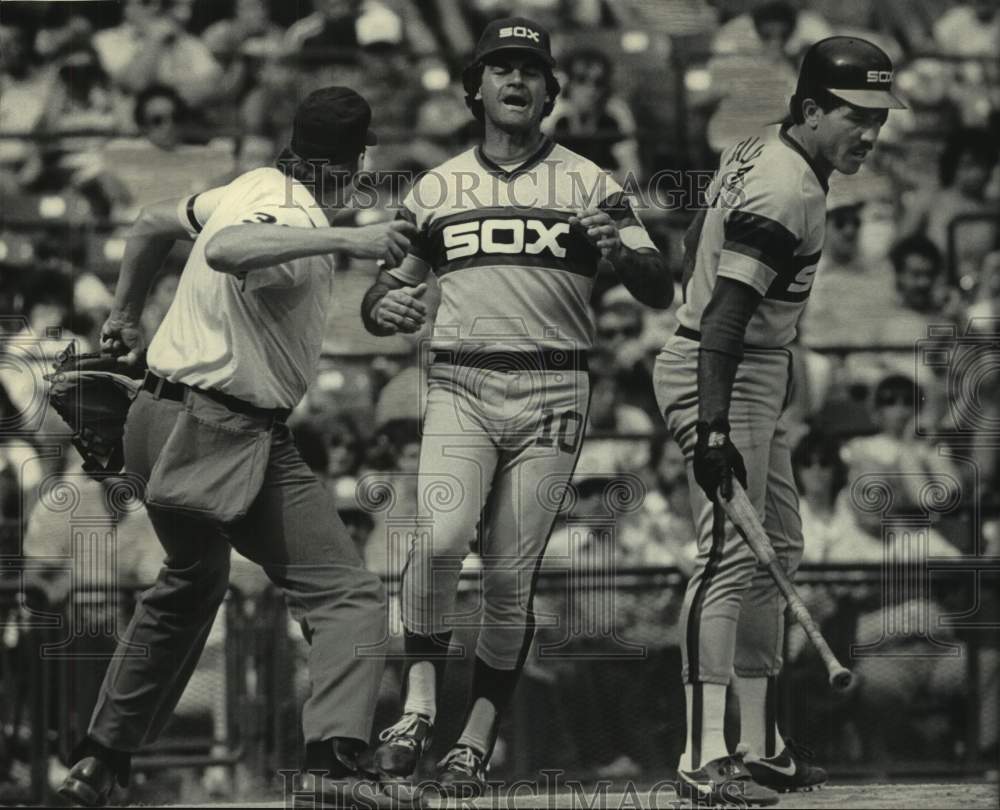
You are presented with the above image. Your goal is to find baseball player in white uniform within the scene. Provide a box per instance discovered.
[654,38,905,806]
[361,17,672,797]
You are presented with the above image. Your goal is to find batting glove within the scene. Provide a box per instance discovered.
[693,420,747,502]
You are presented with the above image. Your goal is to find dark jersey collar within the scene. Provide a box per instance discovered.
[474,136,556,182]
[778,122,830,194]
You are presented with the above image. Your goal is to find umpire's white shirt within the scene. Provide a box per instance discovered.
[148,167,334,409]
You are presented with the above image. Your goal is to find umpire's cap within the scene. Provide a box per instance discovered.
[797,36,906,110]
[291,86,378,163]
[469,16,555,68]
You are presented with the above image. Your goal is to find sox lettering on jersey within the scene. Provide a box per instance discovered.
[442,218,569,261]
[786,263,818,294]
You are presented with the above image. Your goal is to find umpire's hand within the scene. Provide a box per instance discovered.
[372,283,428,334]
[100,312,145,367]
[693,421,748,501]
[343,220,418,269]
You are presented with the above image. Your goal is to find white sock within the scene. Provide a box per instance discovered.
[456,697,496,756]
[679,683,729,771]
[403,661,437,724]
[737,676,785,759]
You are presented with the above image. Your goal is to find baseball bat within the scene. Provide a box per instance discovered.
[718,481,854,693]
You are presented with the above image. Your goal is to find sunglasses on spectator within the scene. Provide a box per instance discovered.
[598,325,641,340]
[830,212,861,230]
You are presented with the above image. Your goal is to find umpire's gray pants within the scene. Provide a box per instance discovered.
[88,389,386,750]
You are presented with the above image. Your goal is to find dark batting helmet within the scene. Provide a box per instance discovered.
[796,36,906,109]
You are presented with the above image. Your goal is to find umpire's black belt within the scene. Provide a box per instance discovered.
[142,372,291,422]
[431,348,587,373]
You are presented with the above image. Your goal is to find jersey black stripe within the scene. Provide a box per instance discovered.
[598,191,637,225]
[434,252,600,279]
[186,194,202,233]
[722,209,800,274]
[764,250,822,303]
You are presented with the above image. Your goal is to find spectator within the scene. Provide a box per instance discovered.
[881,234,964,341]
[799,186,897,350]
[0,24,53,192]
[240,50,301,149]
[702,2,804,150]
[595,287,657,416]
[619,434,697,574]
[793,430,849,563]
[544,48,641,183]
[301,8,428,168]
[96,84,235,218]
[933,0,1000,56]
[901,128,999,290]
[855,235,965,391]
[841,374,962,517]
[579,348,656,478]
[968,250,1000,323]
[0,269,86,447]
[200,0,285,128]
[201,0,285,67]
[38,46,121,139]
[711,1,833,59]
[285,0,438,68]
[91,0,223,109]
[325,414,365,483]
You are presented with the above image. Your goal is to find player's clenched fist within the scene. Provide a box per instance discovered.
[372,282,428,334]
[343,220,418,268]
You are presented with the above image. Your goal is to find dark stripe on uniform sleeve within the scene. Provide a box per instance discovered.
[598,191,638,226]
[722,209,799,274]
[186,194,202,233]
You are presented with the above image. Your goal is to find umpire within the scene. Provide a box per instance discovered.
[58,87,417,807]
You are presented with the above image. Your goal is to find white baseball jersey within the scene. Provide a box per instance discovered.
[677,123,828,348]
[149,167,334,409]
[387,138,657,351]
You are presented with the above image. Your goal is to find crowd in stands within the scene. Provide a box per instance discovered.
[1,0,999,795]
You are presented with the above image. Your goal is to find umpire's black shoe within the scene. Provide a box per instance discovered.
[434,745,488,799]
[56,757,119,807]
[746,739,828,792]
[373,713,433,780]
[677,752,779,806]
[292,771,423,809]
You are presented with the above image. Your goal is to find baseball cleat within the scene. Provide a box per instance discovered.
[745,739,828,792]
[434,745,488,798]
[373,713,433,781]
[677,752,779,806]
